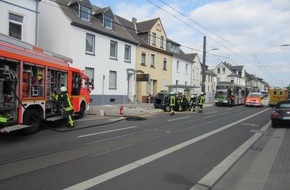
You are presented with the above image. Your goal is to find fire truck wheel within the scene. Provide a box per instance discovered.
[22,109,41,135]
[78,102,86,118]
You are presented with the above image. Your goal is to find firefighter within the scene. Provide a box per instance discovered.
[54,86,74,128]
[176,91,183,112]
[169,92,176,115]
[230,93,235,106]
[197,92,205,113]
[190,94,198,112]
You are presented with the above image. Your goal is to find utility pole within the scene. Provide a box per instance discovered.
[202,36,206,93]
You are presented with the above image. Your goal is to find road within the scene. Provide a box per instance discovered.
[0,105,272,190]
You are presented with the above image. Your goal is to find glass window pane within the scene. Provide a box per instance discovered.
[104,15,112,29]
[9,22,22,40]
[9,13,23,22]
[81,5,90,20]
[109,71,117,89]
[86,33,94,53]
[110,41,117,58]
[124,45,131,61]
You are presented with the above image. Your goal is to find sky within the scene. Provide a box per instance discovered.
[91,0,290,88]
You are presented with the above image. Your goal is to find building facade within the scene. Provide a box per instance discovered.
[0,0,41,45]
[38,0,137,105]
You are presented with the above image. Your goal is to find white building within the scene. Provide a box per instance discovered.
[187,53,202,95]
[38,0,137,105]
[166,39,195,96]
[0,0,41,45]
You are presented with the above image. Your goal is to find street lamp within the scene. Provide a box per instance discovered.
[202,36,219,93]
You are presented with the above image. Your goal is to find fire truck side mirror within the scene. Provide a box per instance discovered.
[89,79,94,90]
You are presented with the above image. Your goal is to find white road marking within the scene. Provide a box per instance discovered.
[65,108,270,190]
[168,116,190,122]
[78,126,137,138]
[190,121,271,190]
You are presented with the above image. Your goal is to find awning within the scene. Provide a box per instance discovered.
[166,85,200,89]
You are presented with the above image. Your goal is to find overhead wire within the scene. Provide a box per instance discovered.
[43,0,270,83]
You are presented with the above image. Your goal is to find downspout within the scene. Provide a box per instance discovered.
[35,0,41,45]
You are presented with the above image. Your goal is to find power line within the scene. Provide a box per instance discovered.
[145,0,256,66]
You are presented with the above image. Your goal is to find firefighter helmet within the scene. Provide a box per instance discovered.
[60,86,67,92]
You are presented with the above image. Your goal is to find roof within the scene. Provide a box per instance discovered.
[136,18,160,33]
[55,0,138,44]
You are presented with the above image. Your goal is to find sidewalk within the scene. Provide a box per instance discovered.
[86,102,214,118]
[213,124,290,190]
[87,103,164,117]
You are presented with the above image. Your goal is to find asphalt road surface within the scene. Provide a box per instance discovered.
[0,105,272,190]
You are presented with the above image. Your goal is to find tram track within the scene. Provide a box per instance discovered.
[0,106,265,183]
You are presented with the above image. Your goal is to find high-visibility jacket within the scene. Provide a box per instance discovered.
[55,92,73,112]
[198,94,205,105]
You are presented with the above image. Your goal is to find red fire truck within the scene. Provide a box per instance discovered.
[0,34,92,134]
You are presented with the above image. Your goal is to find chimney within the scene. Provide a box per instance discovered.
[132,17,137,34]
[132,17,137,24]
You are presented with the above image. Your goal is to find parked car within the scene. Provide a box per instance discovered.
[271,100,290,128]
[245,93,263,107]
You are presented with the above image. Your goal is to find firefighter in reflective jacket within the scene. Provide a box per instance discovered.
[54,86,74,128]
[197,92,205,113]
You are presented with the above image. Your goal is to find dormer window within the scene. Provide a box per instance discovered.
[72,3,91,21]
[104,15,113,29]
[80,5,91,21]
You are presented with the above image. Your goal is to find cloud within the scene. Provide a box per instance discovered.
[92,0,290,87]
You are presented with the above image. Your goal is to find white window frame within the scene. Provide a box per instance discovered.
[160,36,164,48]
[185,63,188,74]
[85,33,95,54]
[151,54,155,67]
[110,40,118,59]
[163,58,167,70]
[124,45,131,62]
[9,12,23,40]
[141,52,146,65]
[109,70,117,89]
[176,61,180,73]
[80,5,91,21]
[152,32,156,46]
[104,15,113,29]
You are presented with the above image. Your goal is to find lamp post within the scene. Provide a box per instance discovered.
[202,36,219,93]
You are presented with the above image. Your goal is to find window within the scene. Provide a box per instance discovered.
[152,32,156,45]
[9,13,23,40]
[185,63,188,74]
[80,5,91,21]
[110,40,118,59]
[109,71,117,89]
[86,33,95,54]
[176,61,179,72]
[223,68,225,74]
[151,54,155,67]
[124,45,131,62]
[163,58,167,70]
[160,36,164,48]
[176,80,179,85]
[217,68,220,74]
[104,15,113,29]
[141,52,146,65]
[72,73,81,95]
[85,67,94,88]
